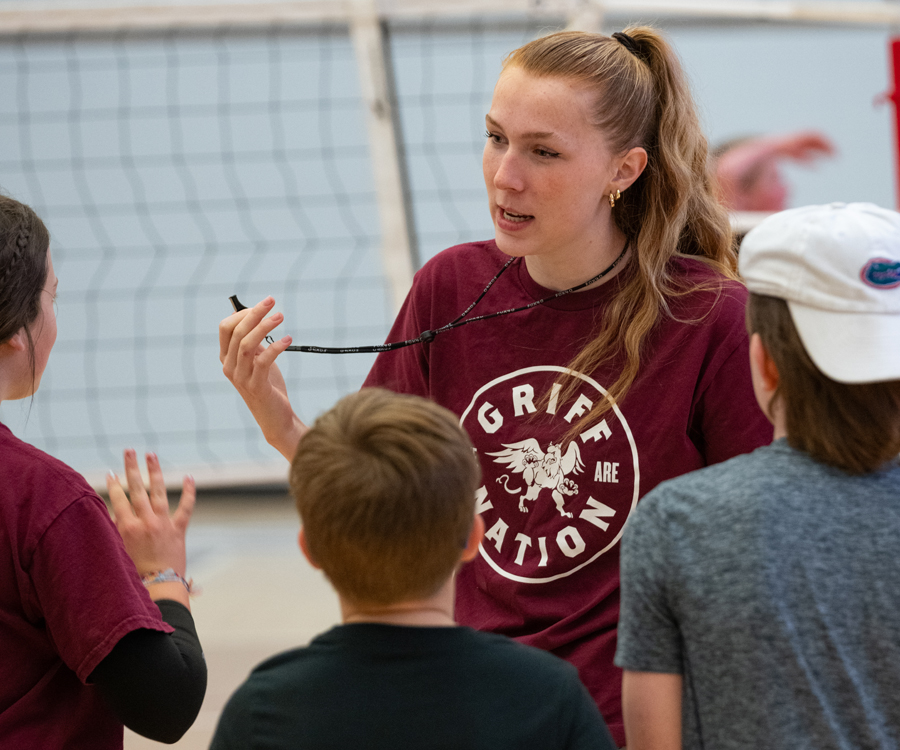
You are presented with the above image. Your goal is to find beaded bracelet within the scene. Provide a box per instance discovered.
[141,568,197,595]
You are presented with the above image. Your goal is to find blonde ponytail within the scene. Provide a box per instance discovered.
[504,27,736,431]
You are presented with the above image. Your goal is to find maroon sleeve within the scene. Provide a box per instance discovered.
[28,495,173,683]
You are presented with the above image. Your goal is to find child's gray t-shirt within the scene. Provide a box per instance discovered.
[616,439,900,750]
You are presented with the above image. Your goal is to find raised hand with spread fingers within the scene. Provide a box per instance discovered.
[107,449,196,608]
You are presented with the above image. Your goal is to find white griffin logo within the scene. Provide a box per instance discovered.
[487,439,584,518]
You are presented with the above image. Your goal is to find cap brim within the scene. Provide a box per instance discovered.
[789,302,900,383]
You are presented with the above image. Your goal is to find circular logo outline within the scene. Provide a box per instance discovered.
[460,365,641,584]
[861,257,900,289]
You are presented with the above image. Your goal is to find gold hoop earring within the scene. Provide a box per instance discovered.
[608,189,621,208]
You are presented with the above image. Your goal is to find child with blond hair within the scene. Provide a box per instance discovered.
[212,388,615,749]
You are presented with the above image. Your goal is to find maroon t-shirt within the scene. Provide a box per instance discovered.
[0,423,172,749]
[365,240,771,745]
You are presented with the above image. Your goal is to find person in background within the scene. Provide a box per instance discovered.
[616,202,900,750]
[0,194,206,748]
[712,130,835,212]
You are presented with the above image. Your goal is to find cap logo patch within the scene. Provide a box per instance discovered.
[861,258,900,289]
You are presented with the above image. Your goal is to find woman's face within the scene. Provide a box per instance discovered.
[482,66,621,268]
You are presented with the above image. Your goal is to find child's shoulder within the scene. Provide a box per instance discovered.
[635,442,783,520]
[453,627,585,684]
[631,439,889,537]
[246,624,581,686]
[215,624,614,750]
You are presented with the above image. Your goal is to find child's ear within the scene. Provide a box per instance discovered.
[750,333,780,393]
[298,527,321,570]
[460,514,485,563]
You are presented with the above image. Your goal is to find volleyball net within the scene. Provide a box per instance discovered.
[0,0,895,489]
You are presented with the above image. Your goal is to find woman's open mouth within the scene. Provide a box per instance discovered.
[501,209,533,223]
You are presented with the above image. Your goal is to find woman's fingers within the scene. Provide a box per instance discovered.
[247,335,292,390]
[220,297,276,369]
[122,448,152,517]
[172,476,196,533]
[110,454,191,580]
[106,470,135,521]
[228,326,287,400]
[218,307,251,362]
[232,312,285,378]
[217,295,301,460]
[145,452,169,515]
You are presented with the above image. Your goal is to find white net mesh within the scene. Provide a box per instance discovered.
[0,28,396,485]
[0,6,893,486]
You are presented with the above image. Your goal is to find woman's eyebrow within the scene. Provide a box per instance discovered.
[485,114,554,140]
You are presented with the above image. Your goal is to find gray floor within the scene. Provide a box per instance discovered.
[124,490,341,750]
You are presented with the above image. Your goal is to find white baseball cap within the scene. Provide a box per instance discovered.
[739,202,900,384]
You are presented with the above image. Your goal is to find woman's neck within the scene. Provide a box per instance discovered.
[523,227,630,292]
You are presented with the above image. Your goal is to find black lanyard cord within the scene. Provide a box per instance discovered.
[229,241,628,354]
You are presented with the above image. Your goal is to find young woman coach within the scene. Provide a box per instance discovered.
[219,27,770,745]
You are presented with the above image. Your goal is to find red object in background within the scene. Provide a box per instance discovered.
[890,39,900,209]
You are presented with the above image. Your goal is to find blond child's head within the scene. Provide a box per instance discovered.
[290,388,481,605]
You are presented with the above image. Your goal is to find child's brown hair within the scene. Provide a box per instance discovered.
[747,293,900,474]
[290,388,481,605]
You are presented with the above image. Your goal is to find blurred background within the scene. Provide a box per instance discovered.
[0,0,896,491]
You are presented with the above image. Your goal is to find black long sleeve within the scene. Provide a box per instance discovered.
[89,599,207,743]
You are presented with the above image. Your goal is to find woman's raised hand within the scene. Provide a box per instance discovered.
[108,450,195,607]
[219,296,308,461]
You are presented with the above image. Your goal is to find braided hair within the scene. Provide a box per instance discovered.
[0,195,51,381]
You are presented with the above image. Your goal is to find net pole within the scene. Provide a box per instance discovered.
[351,0,417,312]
